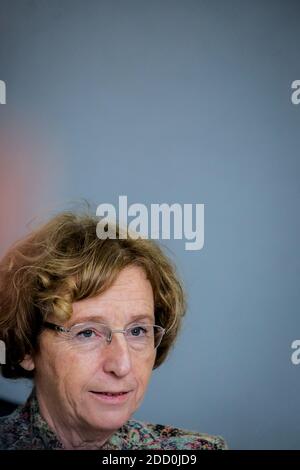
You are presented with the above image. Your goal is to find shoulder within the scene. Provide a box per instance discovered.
[124,420,228,450]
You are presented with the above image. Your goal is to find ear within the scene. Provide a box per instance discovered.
[20,354,35,371]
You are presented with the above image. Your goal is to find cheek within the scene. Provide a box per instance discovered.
[134,352,156,390]
[35,339,92,390]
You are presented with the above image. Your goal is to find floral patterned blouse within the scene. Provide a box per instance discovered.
[0,391,227,450]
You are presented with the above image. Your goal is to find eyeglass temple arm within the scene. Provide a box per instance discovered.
[43,322,70,333]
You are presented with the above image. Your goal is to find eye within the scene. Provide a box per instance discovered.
[129,326,148,337]
[72,324,108,343]
[76,329,96,339]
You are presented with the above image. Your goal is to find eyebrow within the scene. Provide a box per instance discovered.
[68,313,155,327]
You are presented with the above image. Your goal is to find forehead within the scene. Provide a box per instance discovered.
[71,266,154,324]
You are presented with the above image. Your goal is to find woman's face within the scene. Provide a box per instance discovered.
[30,266,156,437]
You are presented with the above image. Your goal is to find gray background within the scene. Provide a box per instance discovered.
[0,0,300,449]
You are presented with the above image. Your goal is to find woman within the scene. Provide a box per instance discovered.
[0,211,227,450]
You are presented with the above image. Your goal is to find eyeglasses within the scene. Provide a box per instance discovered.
[43,321,166,351]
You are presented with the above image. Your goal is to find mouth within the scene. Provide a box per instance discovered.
[89,390,132,404]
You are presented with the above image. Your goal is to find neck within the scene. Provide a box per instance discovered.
[35,389,114,450]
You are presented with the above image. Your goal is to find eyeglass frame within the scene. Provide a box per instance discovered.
[43,321,166,350]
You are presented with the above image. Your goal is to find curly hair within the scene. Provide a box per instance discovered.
[0,210,186,379]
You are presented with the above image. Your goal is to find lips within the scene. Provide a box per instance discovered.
[89,390,132,404]
[91,391,129,395]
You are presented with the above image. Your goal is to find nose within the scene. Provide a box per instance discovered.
[102,332,132,377]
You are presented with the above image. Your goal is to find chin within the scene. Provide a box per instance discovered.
[87,410,131,432]
[84,399,132,429]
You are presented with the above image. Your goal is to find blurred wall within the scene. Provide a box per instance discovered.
[0,0,300,449]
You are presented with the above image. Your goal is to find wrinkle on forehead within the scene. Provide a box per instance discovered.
[71,266,154,323]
